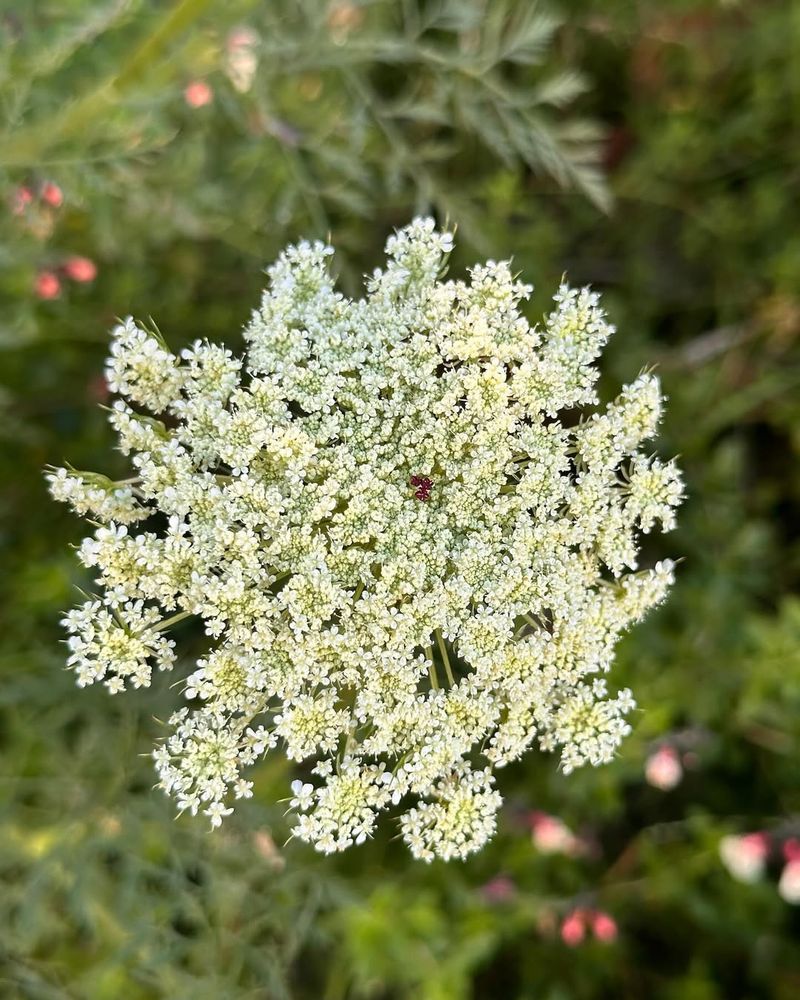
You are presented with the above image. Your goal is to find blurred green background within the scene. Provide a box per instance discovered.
[1,1,799,997]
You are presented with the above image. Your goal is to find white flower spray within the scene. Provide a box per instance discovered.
[48,219,683,860]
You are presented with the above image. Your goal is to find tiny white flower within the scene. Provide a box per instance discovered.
[205,801,234,828]
[290,780,315,811]
[234,779,254,799]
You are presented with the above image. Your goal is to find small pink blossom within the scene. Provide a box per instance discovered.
[591,910,618,943]
[560,909,586,947]
[782,838,800,864]
[719,832,769,883]
[480,875,516,904]
[184,80,213,108]
[530,811,580,855]
[35,270,61,299]
[645,745,683,790]
[40,181,63,208]
[64,256,97,283]
[778,860,800,905]
[228,26,259,50]
[11,186,33,215]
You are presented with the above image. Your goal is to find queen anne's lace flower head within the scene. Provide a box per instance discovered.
[48,218,682,861]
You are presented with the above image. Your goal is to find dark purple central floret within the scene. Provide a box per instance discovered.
[410,474,433,501]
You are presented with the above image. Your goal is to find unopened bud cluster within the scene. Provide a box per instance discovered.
[48,219,682,860]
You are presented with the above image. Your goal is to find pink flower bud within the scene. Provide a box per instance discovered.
[480,875,516,904]
[11,186,33,215]
[783,838,800,864]
[591,910,618,943]
[35,270,61,299]
[741,832,770,854]
[778,860,800,905]
[529,811,581,855]
[645,746,683,790]
[41,181,63,208]
[560,910,585,947]
[64,256,97,283]
[184,80,213,108]
[719,832,769,883]
[228,26,259,50]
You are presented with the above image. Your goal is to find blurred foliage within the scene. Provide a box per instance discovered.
[1,0,800,998]
[0,0,606,348]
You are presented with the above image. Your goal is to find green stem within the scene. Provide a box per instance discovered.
[515,613,544,639]
[434,629,455,687]
[151,609,191,633]
[424,645,440,691]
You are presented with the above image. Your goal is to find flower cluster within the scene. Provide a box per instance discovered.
[10,179,99,298]
[560,908,618,947]
[49,218,682,860]
[719,831,800,905]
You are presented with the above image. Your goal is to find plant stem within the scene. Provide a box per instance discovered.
[434,629,455,687]
[424,645,440,691]
[151,609,191,633]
